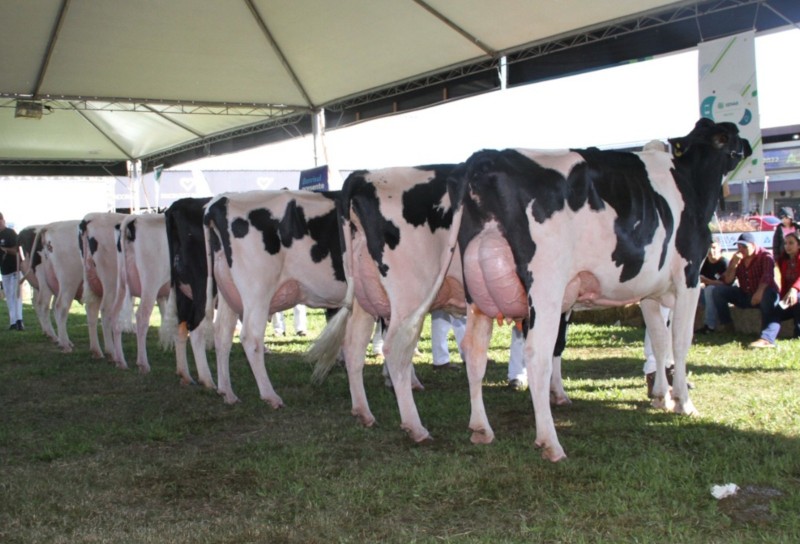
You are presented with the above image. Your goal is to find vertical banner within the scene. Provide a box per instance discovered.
[698,30,764,182]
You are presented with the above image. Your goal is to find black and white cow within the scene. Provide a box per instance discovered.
[162,197,217,389]
[203,190,347,406]
[309,166,465,436]
[447,118,751,461]
[309,166,573,440]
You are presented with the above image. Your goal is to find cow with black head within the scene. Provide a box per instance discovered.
[448,118,751,461]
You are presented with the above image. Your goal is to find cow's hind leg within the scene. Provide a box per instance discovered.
[53,292,75,352]
[215,299,241,404]
[134,295,157,374]
[240,304,283,409]
[383,316,429,442]
[174,321,195,385]
[461,306,495,444]
[527,302,567,462]
[190,318,216,389]
[342,301,379,427]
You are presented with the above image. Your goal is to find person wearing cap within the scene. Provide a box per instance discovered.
[712,232,781,348]
[772,207,799,258]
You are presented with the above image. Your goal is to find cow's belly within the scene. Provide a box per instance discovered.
[462,225,528,320]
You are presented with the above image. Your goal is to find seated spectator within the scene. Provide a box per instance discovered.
[775,232,800,337]
[694,240,729,335]
[712,232,781,348]
[772,207,799,258]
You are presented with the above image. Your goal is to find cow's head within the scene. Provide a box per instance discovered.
[668,118,752,174]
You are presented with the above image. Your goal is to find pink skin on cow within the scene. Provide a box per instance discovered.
[36,221,84,352]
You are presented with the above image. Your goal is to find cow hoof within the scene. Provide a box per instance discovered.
[199,380,217,390]
[90,350,103,359]
[674,399,699,416]
[137,365,151,375]
[540,446,567,463]
[218,389,240,404]
[470,428,495,445]
[115,362,129,370]
[651,394,675,411]
[352,410,376,427]
[178,374,195,386]
[60,345,73,354]
[550,393,572,406]
[412,382,425,392]
[402,424,431,443]
[263,396,284,409]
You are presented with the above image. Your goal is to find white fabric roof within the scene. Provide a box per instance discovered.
[1,0,797,174]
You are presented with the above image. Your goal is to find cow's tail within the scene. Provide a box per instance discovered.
[308,210,355,383]
[159,288,178,351]
[79,226,100,308]
[308,304,351,384]
[203,220,216,326]
[116,223,136,334]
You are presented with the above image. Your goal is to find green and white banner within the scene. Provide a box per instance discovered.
[698,30,764,182]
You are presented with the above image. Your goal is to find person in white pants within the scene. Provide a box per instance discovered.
[430,309,465,370]
[271,305,308,337]
[0,212,23,331]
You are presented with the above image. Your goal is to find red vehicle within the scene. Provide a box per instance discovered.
[746,215,780,231]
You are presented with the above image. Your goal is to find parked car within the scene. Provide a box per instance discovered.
[746,215,780,231]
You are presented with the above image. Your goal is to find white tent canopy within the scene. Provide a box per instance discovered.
[1,0,798,175]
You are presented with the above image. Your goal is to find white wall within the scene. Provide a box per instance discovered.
[1,177,115,231]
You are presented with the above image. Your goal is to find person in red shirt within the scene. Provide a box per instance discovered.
[775,232,800,337]
[712,232,781,348]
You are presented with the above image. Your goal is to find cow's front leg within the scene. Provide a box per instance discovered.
[668,290,700,416]
[528,314,567,462]
[641,299,674,410]
[461,306,495,444]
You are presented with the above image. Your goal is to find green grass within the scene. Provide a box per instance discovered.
[1,302,798,543]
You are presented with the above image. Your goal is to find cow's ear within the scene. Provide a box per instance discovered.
[669,137,689,157]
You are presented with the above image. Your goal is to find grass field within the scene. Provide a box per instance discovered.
[1,302,799,543]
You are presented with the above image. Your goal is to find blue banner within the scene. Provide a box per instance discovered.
[299,166,328,192]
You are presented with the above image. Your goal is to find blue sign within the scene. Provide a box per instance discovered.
[299,166,328,192]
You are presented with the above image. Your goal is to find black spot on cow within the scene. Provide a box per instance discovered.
[307,206,345,283]
[572,148,674,281]
[248,208,282,254]
[342,171,401,277]
[231,217,249,238]
[401,165,457,233]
